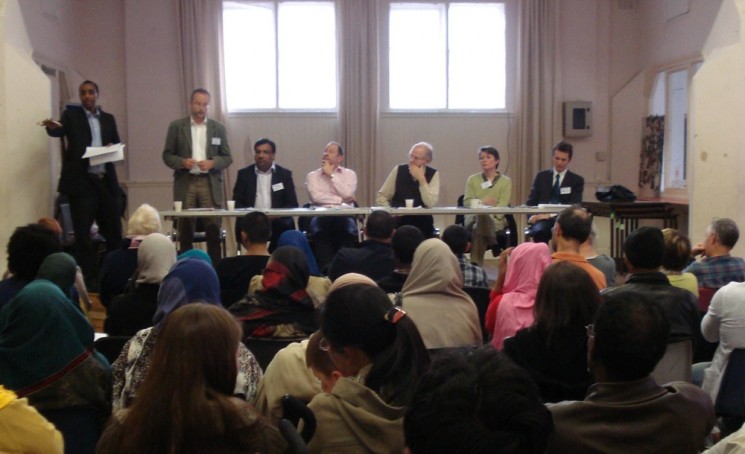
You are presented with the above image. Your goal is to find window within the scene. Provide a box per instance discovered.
[222,1,337,111]
[387,2,507,110]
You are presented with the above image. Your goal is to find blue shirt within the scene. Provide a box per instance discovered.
[684,254,745,289]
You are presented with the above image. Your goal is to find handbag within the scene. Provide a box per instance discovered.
[595,185,637,203]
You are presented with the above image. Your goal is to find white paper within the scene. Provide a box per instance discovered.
[83,143,125,166]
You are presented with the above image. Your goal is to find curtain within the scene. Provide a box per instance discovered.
[514,0,558,204]
[177,0,231,198]
[337,0,379,205]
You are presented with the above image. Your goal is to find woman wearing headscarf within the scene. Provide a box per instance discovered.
[486,242,552,350]
[105,233,177,336]
[398,238,481,349]
[36,252,85,312]
[0,280,111,415]
[248,230,332,307]
[230,246,317,339]
[111,258,262,411]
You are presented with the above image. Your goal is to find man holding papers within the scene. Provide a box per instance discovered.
[43,80,123,285]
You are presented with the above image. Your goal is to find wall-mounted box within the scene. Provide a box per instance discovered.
[563,101,592,137]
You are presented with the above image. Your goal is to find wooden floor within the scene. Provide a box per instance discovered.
[88,293,106,333]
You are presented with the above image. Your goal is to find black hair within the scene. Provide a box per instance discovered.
[711,218,739,249]
[6,224,61,280]
[321,284,430,406]
[624,226,664,270]
[79,80,99,93]
[365,210,395,239]
[254,138,276,155]
[392,226,425,265]
[191,88,211,100]
[239,211,272,244]
[552,140,573,160]
[593,292,670,381]
[556,205,592,243]
[479,146,500,161]
[441,224,469,255]
[404,348,553,454]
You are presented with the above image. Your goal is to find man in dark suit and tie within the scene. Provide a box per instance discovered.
[43,80,123,285]
[232,138,299,250]
[526,140,584,243]
[162,88,232,262]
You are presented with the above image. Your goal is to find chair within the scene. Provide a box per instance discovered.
[93,335,131,364]
[694,287,719,363]
[39,406,103,454]
[699,287,717,312]
[463,286,491,343]
[170,218,228,259]
[715,348,745,436]
[243,337,307,370]
[650,340,692,384]
[282,395,316,443]
[455,195,516,255]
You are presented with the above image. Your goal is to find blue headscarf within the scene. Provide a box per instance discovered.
[277,230,321,276]
[152,258,221,328]
[176,248,213,266]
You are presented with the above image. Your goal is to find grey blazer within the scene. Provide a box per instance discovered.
[162,116,232,205]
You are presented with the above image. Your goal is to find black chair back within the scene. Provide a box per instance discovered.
[93,335,131,364]
[40,406,103,454]
[462,286,491,343]
[243,337,306,370]
[716,348,745,417]
[282,395,316,443]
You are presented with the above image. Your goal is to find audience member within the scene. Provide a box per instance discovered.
[580,222,616,287]
[441,224,489,288]
[503,262,601,402]
[305,141,358,270]
[685,218,745,288]
[111,258,262,411]
[462,146,513,265]
[36,216,63,242]
[98,304,285,453]
[661,228,699,296]
[377,226,425,293]
[0,385,63,454]
[404,348,553,454]
[252,273,376,425]
[305,331,342,393]
[0,224,60,309]
[105,233,177,336]
[248,230,331,307]
[327,210,395,282]
[377,142,440,237]
[548,293,714,453]
[525,141,584,243]
[177,248,212,265]
[699,281,745,403]
[551,205,606,289]
[99,203,161,307]
[398,238,481,349]
[36,252,88,313]
[216,211,271,306]
[603,227,700,351]
[308,284,430,452]
[162,88,232,263]
[486,242,552,350]
[703,423,745,453]
[229,246,316,339]
[232,138,299,250]
[0,280,111,415]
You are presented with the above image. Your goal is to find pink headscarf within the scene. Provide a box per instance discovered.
[491,242,552,349]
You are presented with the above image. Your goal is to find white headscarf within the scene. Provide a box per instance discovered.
[136,233,177,285]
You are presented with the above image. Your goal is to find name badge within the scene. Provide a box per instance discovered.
[481,181,492,189]
[211,137,221,145]
[560,187,571,195]
[272,183,284,192]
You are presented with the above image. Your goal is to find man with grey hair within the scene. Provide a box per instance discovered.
[376,142,440,237]
[684,218,745,288]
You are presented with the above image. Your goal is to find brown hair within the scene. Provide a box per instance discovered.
[117,304,247,452]
[305,331,337,376]
[662,228,692,272]
[37,217,62,239]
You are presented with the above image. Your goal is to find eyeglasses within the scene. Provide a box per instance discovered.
[319,337,331,352]
[585,324,595,338]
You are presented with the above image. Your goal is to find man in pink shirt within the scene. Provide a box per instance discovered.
[305,142,358,271]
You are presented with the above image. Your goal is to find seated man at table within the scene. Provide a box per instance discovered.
[232,138,298,251]
[327,210,395,282]
[685,217,745,289]
[526,141,584,243]
[548,293,714,453]
[305,141,358,271]
[376,142,440,237]
[216,211,271,306]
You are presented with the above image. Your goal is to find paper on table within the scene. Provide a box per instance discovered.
[83,143,125,166]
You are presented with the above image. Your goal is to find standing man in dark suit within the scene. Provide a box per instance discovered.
[232,138,298,251]
[162,88,232,262]
[43,80,123,285]
[526,141,584,243]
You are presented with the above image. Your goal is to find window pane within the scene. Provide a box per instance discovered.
[223,2,276,110]
[278,2,337,109]
[665,70,688,189]
[389,3,446,109]
[448,3,505,108]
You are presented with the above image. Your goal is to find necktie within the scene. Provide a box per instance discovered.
[551,174,561,203]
